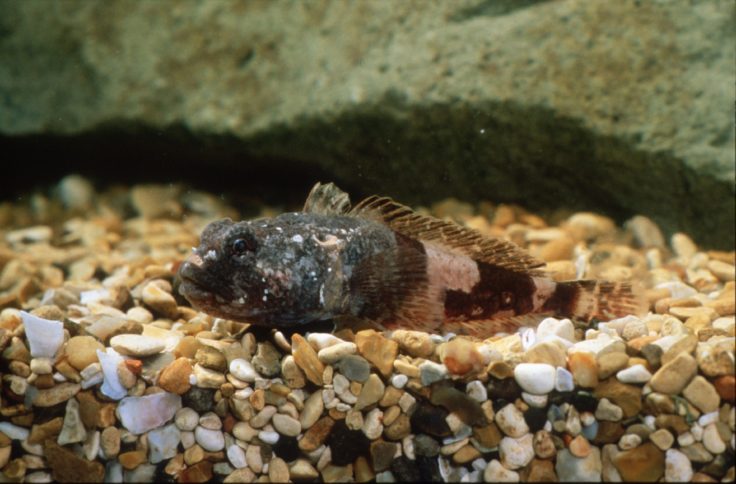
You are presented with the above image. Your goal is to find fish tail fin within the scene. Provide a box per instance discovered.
[549,280,648,321]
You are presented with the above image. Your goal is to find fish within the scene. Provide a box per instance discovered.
[177,182,647,338]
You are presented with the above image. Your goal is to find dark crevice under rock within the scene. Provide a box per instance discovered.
[2,100,732,249]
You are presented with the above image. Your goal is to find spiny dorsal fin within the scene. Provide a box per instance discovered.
[303,182,352,215]
[351,195,547,275]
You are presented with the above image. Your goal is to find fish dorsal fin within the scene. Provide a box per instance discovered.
[303,182,352,215]
[351,195,547,275]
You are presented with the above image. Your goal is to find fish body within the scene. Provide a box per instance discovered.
[178,183,646,338]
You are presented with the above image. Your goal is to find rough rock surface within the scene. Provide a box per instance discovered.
[0,0,733,247]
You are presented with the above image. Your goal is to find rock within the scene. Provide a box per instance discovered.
[229,358,258,382]
[289,459,319,480]
[701,423,726,454]
[335,354,371,382]
[292,334,325,385]
[85,315,142,344]
[419,360,448,385]
[593,378,642,418]
[32,382,81,407]
[466,380,488,402]
[556,367,575,392]
[318,341,357,364]
[355,374,385,410]
[195,345,227,372]
[569,434,592,458]
[696,343,735,377]
[268,457,290,483]
[117,392,182,434]
[194,426,225,452]
[569,351,599,388]
[328,419,371,466]
[595,398,623,422]
[251,342,281,377]
[665,448,693,482]
[272,413,302,437]
[141,281,179,318]
[57,397,87,445]
[613,442,664,482]
[44,440,105,482]
[484,459,520,482]
[96,348,127,400]
[281,355,306,388]
[157,357,193,395]
[499,433,534,470]
[193,363,226,388]
[110,334,165,357]
[649,428,674,451]
[616,364,652,384]
[713,375,735,402]
[650,352,697,394]
[371,440,399,472]
[524,340,567,368]
[100,426,120,458]
[473,422,502,449]
[440,337,485,376]
[21,311,63,358]
[556,447,602,482]
[298,416,335,452]
[429,385,485,426]
[536,317,575,342]
[513,363,556,395]
[148,423,180,464]
[527,458,558,482]
[391,329,434,357]
[362,407,384,440]
[300,390,324,430]
[682,375,721,413]
[64,336,104,370]
[179,461,213,483]
[410,402,451,438]
[495,403,529,438]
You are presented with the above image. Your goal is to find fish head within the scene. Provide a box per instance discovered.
[178,215,338,325]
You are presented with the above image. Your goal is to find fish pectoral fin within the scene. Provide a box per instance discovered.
[350,195,547,275]
[348,245,444,332]
[303,182,352,215]
[442,313,550,340]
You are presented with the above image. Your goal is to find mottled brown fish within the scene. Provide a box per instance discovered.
[178,182,646,338]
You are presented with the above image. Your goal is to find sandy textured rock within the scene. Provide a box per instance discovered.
[2,1,732,247]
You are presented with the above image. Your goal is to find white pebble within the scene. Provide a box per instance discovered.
[536,317,575,342]
[21,311,64,358]
[194,426,225,452]
[258,430,280,445]
[229,359,258,382]
[616,364,652,384]
[521,392,548,408]
[555,367,575,392]
[499,434,534,470]
[514,363,556,395]
[391,374,408,389]
[618,434,641,450]
[665,449,693,482]
[227,444,247,469]
[175,408,199,431]
[466,380,487,402]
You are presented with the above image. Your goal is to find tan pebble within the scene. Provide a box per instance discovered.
[379,386,403,408]
[157,357,192,395]
[64,336,104,371]
[704,297,735,317]
[440,338,484,376]
[682,375,721,414]
[298,417,334,452]
[538,236,575,262]
[546,260,577,281]
[452,444,481,465]
[392,359,420,378]
[669,306,718,321]
[569,352,599,388]
[391,329,434,358]
[597,352,630,380]
[249,389,265,411]
[119,450,147,470]
[354,330,398,378]
[671,233,697,260]
[660,334,698,365]
[355,374,385,411]
[568,434,592,458]
[27,417,63,445]
[281,355,306,389]
[525,340,567,367]
[649,428,674,451]
[141,281,179,319]
[650,352,697,394]
[594,379,642,418]
[267,456,289,482]
[291,334,324,386]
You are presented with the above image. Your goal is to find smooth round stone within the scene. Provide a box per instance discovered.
[317,342,357,364]
[199,412,222,430]
[514,363,556,395]
[65,336,105,371]
[522,392,548,408]
[229,359,258,382]
[484,459,520,482]
[466,381,487,402]
[616,364,652,384]
[227,444,247,469]
[194,426,225,452]
[499,434,534,470]
[665,449,693,482]
[536,317,575,342]
[175,408,200,432]
[272,414,301,437]
[109,334,165,357]
[258,430,280,445]
[391,374,408,389]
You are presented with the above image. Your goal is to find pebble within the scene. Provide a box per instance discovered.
[556,447,602,482]
[228,358,258,382]
[419,360,448,385]
[226,444,247,469]
[251,342,281,377]
[335,354,371,382]
[21,311,64,358]
[616,364,652,384]
[141,281,179,319]
[555,367,575,392]
[649,428,674,451]
[524,340,567,367]
[292,334,325,385]
[499,433,534,470]
[194,426,225,452]
[193,363,226,388]
[109,334,165,357]
[354,330,398,378]
[272,413,302,437]
[158,357,192,395]
[495,403,529,438]
[482,459,519,482]
[650,352,697,394]
[117,392,182,434]
[569,351,599,388]
[536,317,575,342]
[612,442,664,482]
[569,434,592,458]
[702,423,726,454]
[683,375,721,413]
[58,398,86,445]
[64,336,104,371]
[665,448,693,482]
[32,382,81,407]
[317,341,357,364]
[147,423,180,464]
[391,329,434,357]
[258,430,280,444]
[391,373,408,389]
[362,408,384,440]
[513,363,556,395]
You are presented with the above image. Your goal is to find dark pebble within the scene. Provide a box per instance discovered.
[391,456,422,482]
[430,384,486,426]
[486,377,521,401]
[700,449,733,478]
[334,355,371,383]
[549,391,574,406]
[326,419,370,466]
[524,407,547,432]
[413,434,441,457]
[272,435,300,462]
[182,387,216,414]
[641,344,662,369]
[153,461,177,484]
[410,402,451,438]
[416,455,443,483]
[572,391,598,413]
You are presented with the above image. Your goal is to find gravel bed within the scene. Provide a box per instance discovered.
[0,175,734,482]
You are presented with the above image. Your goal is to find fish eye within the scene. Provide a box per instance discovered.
[231,237,255,255]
